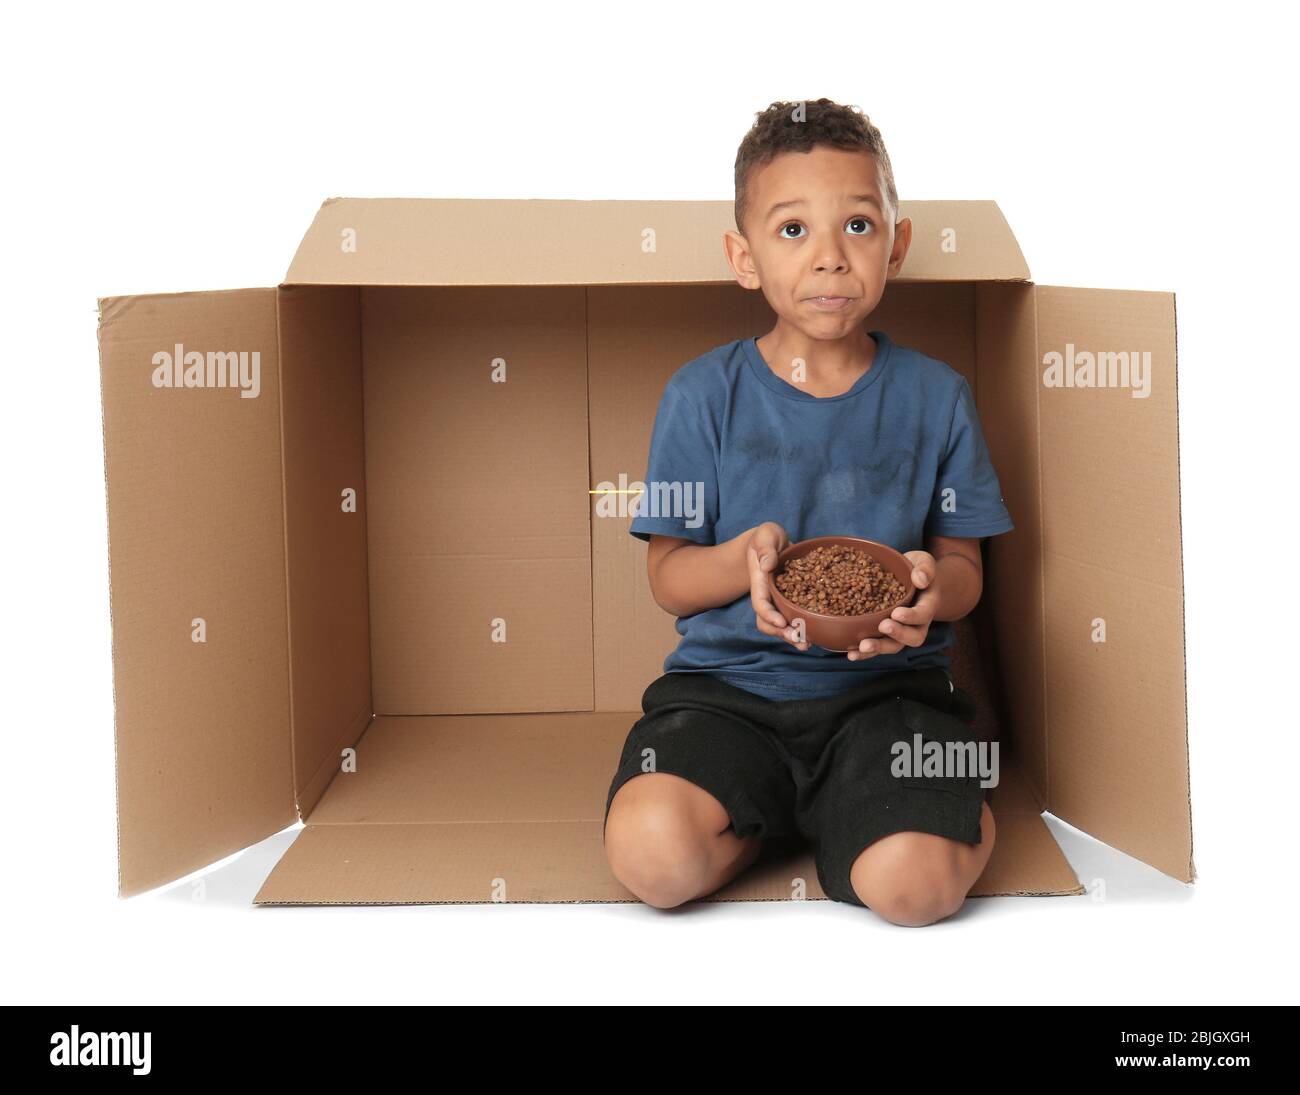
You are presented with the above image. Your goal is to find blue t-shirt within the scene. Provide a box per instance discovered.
[629,329,1014,701]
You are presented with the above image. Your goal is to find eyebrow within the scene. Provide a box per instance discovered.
[765,194,883,220]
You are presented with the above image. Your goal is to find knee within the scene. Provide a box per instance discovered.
[863,872,967,927]
[850,804,996,926]
[849,840,971,927]
[604,783,717,909]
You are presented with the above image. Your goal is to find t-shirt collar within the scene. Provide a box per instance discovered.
[742,330,893,402]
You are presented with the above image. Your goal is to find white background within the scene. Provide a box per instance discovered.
[2,0,1294,1005]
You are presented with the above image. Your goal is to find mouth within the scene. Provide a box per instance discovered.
[805,295,855,311]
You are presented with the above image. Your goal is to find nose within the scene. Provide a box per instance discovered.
[813,246,849,274]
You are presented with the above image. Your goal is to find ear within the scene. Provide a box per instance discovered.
[887,216,913,279]
[723,229,761,290]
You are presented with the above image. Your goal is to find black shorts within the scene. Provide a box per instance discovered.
[603,667,989,907]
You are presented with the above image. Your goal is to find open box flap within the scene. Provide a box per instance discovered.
[283,198,1029,288]
[97,288,295,896]
[1034,285,1193,882]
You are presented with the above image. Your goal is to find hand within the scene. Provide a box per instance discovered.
[747,522,810,651]
[848,550,941,661]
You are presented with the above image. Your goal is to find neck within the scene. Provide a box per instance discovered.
[758,325,878,385]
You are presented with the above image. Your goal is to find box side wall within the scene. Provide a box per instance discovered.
[278,286,373,813]
[96,289,295,895]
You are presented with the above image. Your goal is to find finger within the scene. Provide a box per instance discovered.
[848,636,905,660]
[755,608,803,639]
[899,584,939,617]
[749,561,787,628]
[755,614,807,649]
[887,603,932,626]
[754,594,786,630]
[877,618,926,648]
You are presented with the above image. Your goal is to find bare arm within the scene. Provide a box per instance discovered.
[646,527,762,618]
[924,533,984,621]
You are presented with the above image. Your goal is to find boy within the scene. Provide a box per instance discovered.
[602,99,1014,927]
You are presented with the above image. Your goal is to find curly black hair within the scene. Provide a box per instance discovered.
[734,98,898,235]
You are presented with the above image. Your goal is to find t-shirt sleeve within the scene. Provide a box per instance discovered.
[628,380,720,545]
[924,377,1015,539]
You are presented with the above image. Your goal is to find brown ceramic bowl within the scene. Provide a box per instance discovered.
[766,536,917,653]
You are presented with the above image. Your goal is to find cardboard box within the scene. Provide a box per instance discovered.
[96,197,1192,904]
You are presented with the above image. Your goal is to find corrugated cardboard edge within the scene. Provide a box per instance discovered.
[1033,286,1050,820]
[95,296,126,899]
[1171,293,1196,882]
[273,294,300,822]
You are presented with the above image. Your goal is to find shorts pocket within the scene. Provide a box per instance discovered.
[893,699,987,797]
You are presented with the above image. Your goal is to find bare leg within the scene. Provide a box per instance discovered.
[605,772,763,908]
[849,802,997,926]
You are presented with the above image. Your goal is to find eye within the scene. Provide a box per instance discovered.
[779,222,807,239]
[846,216,874,235]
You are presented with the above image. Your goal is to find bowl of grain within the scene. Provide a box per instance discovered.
[766,536,917,653]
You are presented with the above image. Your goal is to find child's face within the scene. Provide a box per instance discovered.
[724,145,911,342]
